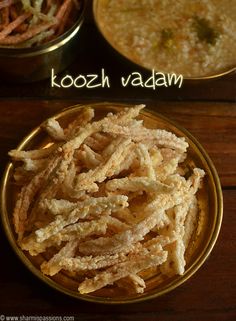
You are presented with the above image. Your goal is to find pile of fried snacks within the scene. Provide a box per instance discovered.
[0,0,81,47]
[9,105,205,294]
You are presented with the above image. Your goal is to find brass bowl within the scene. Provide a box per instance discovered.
[93,0,236,80]
[0,1,85,83]
[0,102,223,304]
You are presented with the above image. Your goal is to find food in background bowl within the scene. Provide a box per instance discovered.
[0,0,82,48]
[94,0,236,78]
[1,103,222,303]
[0,0,85,82]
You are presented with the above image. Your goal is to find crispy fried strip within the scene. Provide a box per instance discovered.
[19,29,54,47]
[40,198,76,216]
[79,171,202,256]
[84,133,111,152]
[106,216,129,233]
[57,0,73,35]
[106,177,173,194]
[63,105,145,152]
[21,215,109,256]
[156,156,181,180]
[79,209,167,256]
[13,158,48,183]
[136,143,156,179]
[0,21,55,44]
[55,0,72,24]
[78,249,167,294]
[9,144,58,160]
[30,0,43,25]
[41,239,78,276]
[116,273,146,294]
[13,154,61,240]
[73,138,133,193]
[59,252,128,273]
[64,107,95,139]
[22,0,55,23]
[79,144,102,168]
[102,123,188,152]
[112,208,136,225]
[183,196,199,248]
[35,195,129,242]
[22,151,71,231]
[41,118,66,141]
[0,12,31,39]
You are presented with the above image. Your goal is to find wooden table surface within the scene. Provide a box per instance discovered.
[0,2,236,320]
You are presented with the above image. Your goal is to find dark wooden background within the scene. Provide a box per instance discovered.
[0,1,235,320]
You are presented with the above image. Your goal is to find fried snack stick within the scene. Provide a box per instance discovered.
[58,252,128,274]
[106,177,173,194]
[21,215,109,256]
[30,0,44,25]
[35,113,103,203]
[64,107,95,139]
[59,160,85,200]
[21,0,54,23]
[159,201,192,277]
[0,12,31,40]
[56,116,131,197]
[116,274,146,294]
[40,195,128,218]
[78,249,168,294]
[101,123,188,152]
[41,118,66,141]
[72,138,133,193]
[79,208,167,256]
[106,216,129,233]
[0,21,55,44]
[55,0,72,24]
[41,239,78,276]
[19,29,54,47]
[79,170,201,256]
[35,195,129,242]
[84,133,111,152]
[60,236,169,275]
[13,158,48,183]
[155,156,183,181]
[159,170,204,276]
[62,104,144,153]
[79,144,103,168]
[183,196,199,248]
[57,0,73,35]
[136,143,156,179]
[28,149,75,222]
[9,143,59,160]
[13,154,61,240]
[34,108,120,202]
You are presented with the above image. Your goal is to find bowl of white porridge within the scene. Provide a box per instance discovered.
[93,0,236,79]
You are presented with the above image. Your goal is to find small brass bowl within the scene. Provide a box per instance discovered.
[0,1,85,83]
[0,103,223,304]
[93,0,236,80]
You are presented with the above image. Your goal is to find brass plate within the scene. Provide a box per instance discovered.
[0,103,223,304]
